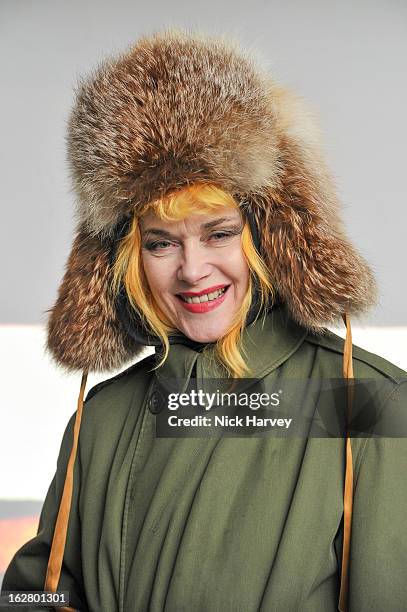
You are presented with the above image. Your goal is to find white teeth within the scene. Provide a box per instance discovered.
[181,287,227,304]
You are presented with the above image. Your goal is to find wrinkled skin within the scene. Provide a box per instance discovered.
[140,209,250,343]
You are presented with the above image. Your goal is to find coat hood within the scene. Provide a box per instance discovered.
[47,29,376,373]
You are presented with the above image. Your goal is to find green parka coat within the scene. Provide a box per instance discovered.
[2,30,407,612]
[2,306,407,611]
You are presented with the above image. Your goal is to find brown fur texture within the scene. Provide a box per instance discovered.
[47,30,376,372]
[47,227,141,371]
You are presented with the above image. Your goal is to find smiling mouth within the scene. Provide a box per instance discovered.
[177,286,229,304]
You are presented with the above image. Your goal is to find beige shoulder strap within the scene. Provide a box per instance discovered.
[44,370,88,612]
[338,313,354,612]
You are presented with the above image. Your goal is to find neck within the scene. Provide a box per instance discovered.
[153,303,308,384]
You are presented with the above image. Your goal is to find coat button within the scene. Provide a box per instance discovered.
[148,390,164,414]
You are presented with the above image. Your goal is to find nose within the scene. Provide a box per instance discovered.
[177,240,212,285]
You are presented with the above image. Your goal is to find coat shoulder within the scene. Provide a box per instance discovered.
[85,352,156,403]
[78,353,156,449]
[304,328,407,382]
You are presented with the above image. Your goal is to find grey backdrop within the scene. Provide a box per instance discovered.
[1,0,406,325]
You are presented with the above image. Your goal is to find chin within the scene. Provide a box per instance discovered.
[182,325,228,344]
[189,334,218,344]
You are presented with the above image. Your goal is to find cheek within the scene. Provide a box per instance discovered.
[142,256,171,295]
[240,257,250,284]
[226,249,250,290]
[238,267,250,297]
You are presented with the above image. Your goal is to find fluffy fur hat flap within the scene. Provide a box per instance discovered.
[47,30,376,372]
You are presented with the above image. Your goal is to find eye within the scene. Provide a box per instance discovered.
[144,240,174,251]
[207,228,241,242]
[209,231,234,241]
[211,231,230,240]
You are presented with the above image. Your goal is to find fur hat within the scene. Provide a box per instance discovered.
[47,29,376,372]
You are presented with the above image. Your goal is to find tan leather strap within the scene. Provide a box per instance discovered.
[338,313,354,612]
[44,371,88,605]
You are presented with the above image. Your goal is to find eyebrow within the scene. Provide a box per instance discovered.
[141,217,241,240]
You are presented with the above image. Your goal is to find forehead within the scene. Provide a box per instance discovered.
[140,207,243,231]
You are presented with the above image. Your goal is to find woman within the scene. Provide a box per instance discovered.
[2,30,407,612]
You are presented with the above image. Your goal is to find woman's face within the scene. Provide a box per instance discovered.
[140,208,250,343]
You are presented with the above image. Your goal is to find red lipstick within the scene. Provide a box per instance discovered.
[176,284,229,313]
[178,284,228,298]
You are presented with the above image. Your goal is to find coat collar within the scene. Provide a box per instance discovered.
[154,304,308,388]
